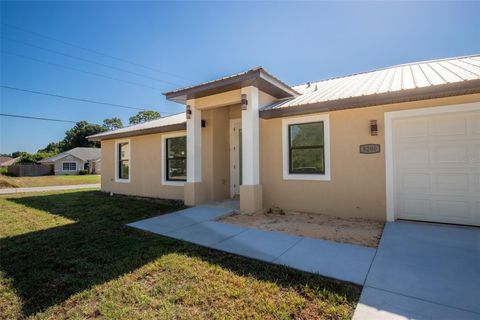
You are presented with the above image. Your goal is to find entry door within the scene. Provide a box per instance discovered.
[230,119,242,197]
[393,110,480,226]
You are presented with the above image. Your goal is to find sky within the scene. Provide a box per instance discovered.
[1,1,479,154]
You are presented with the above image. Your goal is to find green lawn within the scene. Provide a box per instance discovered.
[0,190,360,319]
[0,175,100,189]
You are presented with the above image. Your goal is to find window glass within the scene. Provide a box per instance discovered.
[118,142,129,180]
[63,162,76,171]
[290,122,324,147]
[289,122,325,174]
[166,136,186,181]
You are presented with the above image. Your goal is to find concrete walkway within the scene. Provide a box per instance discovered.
[353,222,480,320]
[128,205,376,285]
[0,184,100,194]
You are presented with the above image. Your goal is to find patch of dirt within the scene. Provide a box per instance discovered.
[219,210,385,248]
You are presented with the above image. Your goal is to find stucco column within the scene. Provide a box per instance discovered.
[240,86,263,213]
[184,100,206,205]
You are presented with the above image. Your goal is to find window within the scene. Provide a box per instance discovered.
[63,162,77,171]
[84,162,90,171]
[282,114,330,181]
[165,136,186,181]
[289,122,324,174]
[117,142,130,180]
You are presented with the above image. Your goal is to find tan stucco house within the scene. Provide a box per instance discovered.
[39,147,101,175]
[89,55,480,226]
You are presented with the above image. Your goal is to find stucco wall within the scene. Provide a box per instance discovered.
[53,155,84,175]
[259,93,480,221]
[100,105,234,201]
[195,105,233,202]
[101,132,185,199]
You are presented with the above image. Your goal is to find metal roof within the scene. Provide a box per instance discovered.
[88,112,186,141]
[89,55,480,141]
[261,54,480,114]
[164,67,299,103]
[39,147,101,163]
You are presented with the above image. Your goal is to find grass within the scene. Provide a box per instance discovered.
[0,190,360,319]
[0,175,100,189]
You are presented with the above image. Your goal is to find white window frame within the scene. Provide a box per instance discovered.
[282,114,331,181]
[62,161,77,171]
[115,138,131,183]
[162,132,187,186]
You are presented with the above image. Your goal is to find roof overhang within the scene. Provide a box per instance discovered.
[164,67,299,104]
[88,122,187,141]
[39,153,84,163]
[260,79,480,119]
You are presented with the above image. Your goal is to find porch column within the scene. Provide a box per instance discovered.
[184,99,205,205]
[240,86,263,213]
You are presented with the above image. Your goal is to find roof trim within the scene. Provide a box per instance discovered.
[39,153,85,163]
[260,79,480,119]
[164,67,299,103]
[88,123,187,141]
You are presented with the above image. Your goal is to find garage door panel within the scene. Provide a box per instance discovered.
[471,115,480,135]
[396,145,430,166]
[397,196,478,225]
[401,173,431,191]
[434,144,468,164]
[431,117,467,136]
[396,119,429,138]
[435,173,469,192]
[435,200,471,219]
[393,110,480,226]
[397,198,432,217]
[473,174,480,194]
[473,144,480,163]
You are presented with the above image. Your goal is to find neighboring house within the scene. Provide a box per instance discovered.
[39,147,101,175]
[89,54,480,226]
[0,156,21,168]
[0,156,12,165]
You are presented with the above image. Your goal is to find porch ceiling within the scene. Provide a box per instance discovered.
[163,67,299,104]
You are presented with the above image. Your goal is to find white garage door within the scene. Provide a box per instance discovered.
[393,110,480,226]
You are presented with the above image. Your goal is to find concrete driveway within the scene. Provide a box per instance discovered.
[354,221,480,320]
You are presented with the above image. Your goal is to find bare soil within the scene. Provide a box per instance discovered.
[219,210,385,248]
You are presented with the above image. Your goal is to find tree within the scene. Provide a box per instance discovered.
[38,142,61,154]
[60,121,107,151]
[11,151,27,158]
[129,110,161,125]
[103,117,123,131]
[19,152,55,163]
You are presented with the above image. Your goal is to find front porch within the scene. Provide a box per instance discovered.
[164,68,299,213]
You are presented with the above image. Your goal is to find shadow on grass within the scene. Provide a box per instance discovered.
[0,191,360,317]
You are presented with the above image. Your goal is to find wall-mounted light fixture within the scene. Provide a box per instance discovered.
[186,105,192,119]
[241,94,248,110]
[370,120,378,136]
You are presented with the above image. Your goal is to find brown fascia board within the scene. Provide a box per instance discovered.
[164,69,298,103]
[88,123,187,142]
[260,80,480,119]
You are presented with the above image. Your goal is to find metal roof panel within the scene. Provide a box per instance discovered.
[262,54,480,112]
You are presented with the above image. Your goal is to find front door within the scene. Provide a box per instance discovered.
[230,119,242,197]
